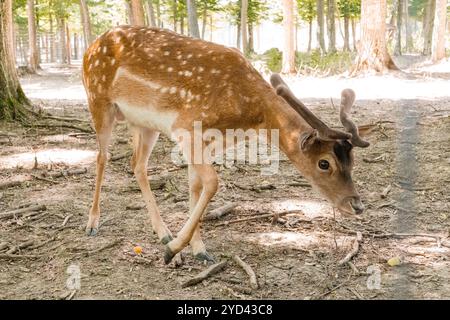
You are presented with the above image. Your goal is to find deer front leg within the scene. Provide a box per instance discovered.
[188,166,215,263]
[164,164,218,264]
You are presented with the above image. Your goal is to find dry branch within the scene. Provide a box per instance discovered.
[203,203,238,221]
[0,242,8,251]
[380,184,392,199]
[233,255,258,289]
[0,204,47,220]
[6,239,35,255]
[0,180,23,190]
[216,210,305,227]
[111,151,132,161]
[338,232,363,266]
[181,260,228,288]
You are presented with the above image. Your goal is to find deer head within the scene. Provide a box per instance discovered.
[270,74,370,215]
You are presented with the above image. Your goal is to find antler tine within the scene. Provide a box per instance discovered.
[270,74,352,141]
[340,89,370,148]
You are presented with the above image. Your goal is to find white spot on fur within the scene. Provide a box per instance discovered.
[102,46,107,54]
[164,51,170,56]
[95,60,100,67]
[167,67,173,72]
[160,87,169,94]
[180,89,186,99]
[187,54,193,59]
[198,67,204,72]
[184,71,192,77]
[111,58,116,66]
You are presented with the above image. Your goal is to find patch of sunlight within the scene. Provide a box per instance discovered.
[269,199,331,219]
[0,148,96,169]
[243,231,350,250]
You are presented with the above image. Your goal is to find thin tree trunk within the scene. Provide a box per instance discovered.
[73,33,78,60]
[353,0,398,74]
[343,15,350,51]
[316,0,326,53]
[144,0,157,27]
[201,5,207,39]
[351,18,357,51]
[130,0,146,26]
[404,0,413,51]
[79,0,94,49]
[241,0,248,54]
[187,0,200,38]
[49,10,55,62]
[327,0,336,53]
[27,0,39,73]
[0,0,30,121]
[394,0,403,55]
[155,0,161,27]
[307,19,312,52]
[172,0,178,32]
[209,14,212,41]
[423,0,436,55]
[248,22,254,52]
[236,23,241,49]
[431,0,447,62]
[282,0,295,74]
[58,16,67,64]
[65,23,71,65]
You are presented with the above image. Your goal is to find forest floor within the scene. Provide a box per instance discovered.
[0,58,449,300]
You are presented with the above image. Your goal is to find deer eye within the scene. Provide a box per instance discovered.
[318,160,330,170]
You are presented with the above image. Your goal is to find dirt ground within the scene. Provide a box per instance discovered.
[0,61,449,300]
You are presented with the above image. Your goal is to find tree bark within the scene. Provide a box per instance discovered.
[241,0,248,54]
[343,15,350,51]
[282,0,295,74]
[248,22,254,53]
[79,0,94,49]
[144,0,157,27]
[201,5,207,39]
[327,0,336,53]
[27,0,39,73]
[404,0,413,51]
[423,0,436,56]
[0,0,30,121]
[155,0,162,27]
[431,0,447,62]
[351,18,357,51]
[316,0,326,53]
[57,16,67,64]
[172,0,178,32]
[394,0,403,55]
[307,19,312,52]
[352,0,398,74]
[187,0,200,38]
[130,0,146,26]
[65,23,71,65]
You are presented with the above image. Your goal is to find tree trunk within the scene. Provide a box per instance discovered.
[353,0,398,74]
[282,0,295,74]
[343,15,350,51]
[172,0,178,32]
[422,0,435,56]
[79,0,94,49]
[236,23,241,49]
[27,0,39,73]
[130,0,146,26]
[155,0,162,27]
[58,16,67,64]
[49,10,55,62]
[144,0,157,27]
[201,5,207,39]
[0,0,30,121]
[316,0,326,53]
[351,18,357,51]
[73,33,78,60]
[248,22,254,53]
[187,0,200,38]
[241,0,248,54]
[327,0,336,53]
[431,0,447,62]
[404,0,413,51]
[394,0,403,55]
[307,19,312,52]
[65,23,71,65]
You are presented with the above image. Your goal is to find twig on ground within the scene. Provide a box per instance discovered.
[111,151,132,161]
[233,255,258,289]
[25,123,93,133]
[126,204,146,210]
[203,203,238,221]
[380,184,392,199]
[0,253,40,260]
[216,210,306,227]
[62,214,73,227]
[181,260,228,288]
[338,232,363,266]
[6,239,35,255]
[0,204,47,220]
[0,242,9,251]
[77,238,123,257]
[0,180,23,190]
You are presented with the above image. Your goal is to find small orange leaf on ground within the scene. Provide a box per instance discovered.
[133,246,143,255]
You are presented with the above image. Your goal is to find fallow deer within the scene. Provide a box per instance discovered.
[82,26,370,264]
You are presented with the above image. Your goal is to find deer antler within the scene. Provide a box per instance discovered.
[270,74,352,141]
[339,89,370,148]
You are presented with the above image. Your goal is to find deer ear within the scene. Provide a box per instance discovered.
[300,130,319,151]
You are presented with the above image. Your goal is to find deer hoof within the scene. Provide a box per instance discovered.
[194,251,215,263]
[85,227,99,237]
[161,235,173,245]
[164,246,175,264]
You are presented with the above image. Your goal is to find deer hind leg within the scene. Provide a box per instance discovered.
[86,100,115,236]
[164,164,218,264]
[131,127,173,244]
[189,167,215,263]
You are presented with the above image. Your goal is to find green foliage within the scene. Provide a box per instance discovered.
[260,48,355,75]
[225,0,269,26]
[296,0,316,23]
[337,0,360,18]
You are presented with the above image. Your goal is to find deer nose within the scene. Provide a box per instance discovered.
[350,197,364,214]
